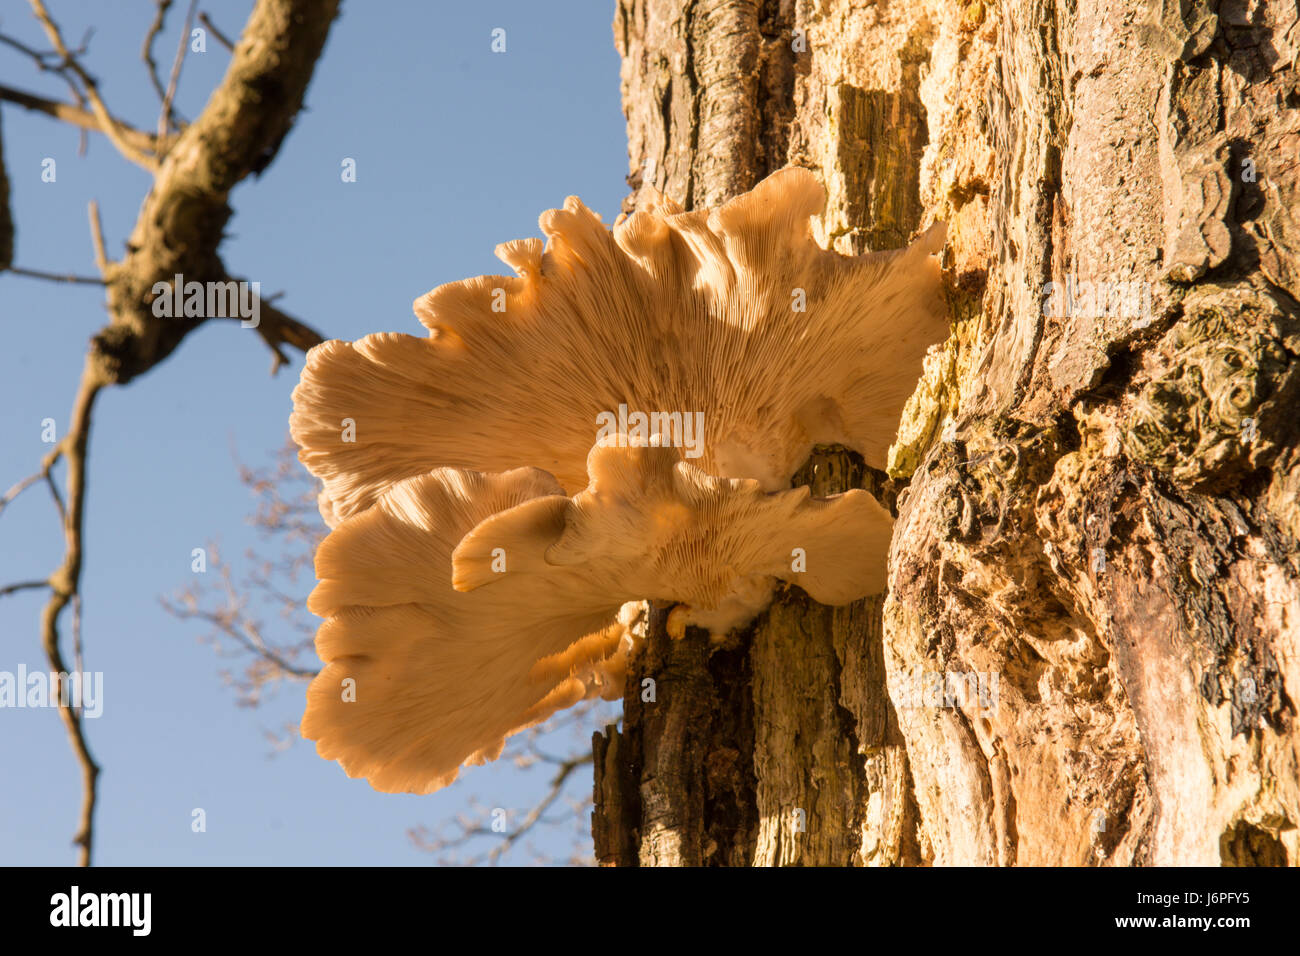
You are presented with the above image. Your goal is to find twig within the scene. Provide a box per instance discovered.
[161,443,323,709]
[0,29,85,69]
[157,0,199,139]
[28,0,159,170]
[408,701,614,865]
[141,0,174,106]
[490,755,593,863]
[44,469,66,521]
[252,297,326,374]
[409,754,595,866]
[87,201,107,275]
[39,368,105,866]
[6,266,106,285]
[0,84,159,155]
[198,11,236,52]
[0,448,62,518]
[164,599,318,681]
[0,580,48,598]
[12,0,340,867]
[0,28,95,153]
[72,593,84,712]
[0,472,46,516]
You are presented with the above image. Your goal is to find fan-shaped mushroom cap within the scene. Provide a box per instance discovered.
[302,464,622,794]
[302,439,891,793]
[454,439,891,626]
[290,166,947,525]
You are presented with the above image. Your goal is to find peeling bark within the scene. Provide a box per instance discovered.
[595,0,1299,867]
[596,0,935,867]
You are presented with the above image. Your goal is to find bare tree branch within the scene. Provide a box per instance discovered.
[156,0,198,138]
[6,265,105,285]
[162,441,323,708]
[0,27,87,72]
[1,106,11,270]
[252,298,327,374]
[0,83,160,154]
[38,368,104,866]
[197,11,236,53]
[0,579,47,598]
[407,702,615,866]
[141,0,174,106]
[28,0,159,169]
[0,447,62,518]
[0,26,96,153]
[2,0,340,866]
[93,0,339,386]
[161,550,320,699]
[87,200,107,274]
[44,467,65,520]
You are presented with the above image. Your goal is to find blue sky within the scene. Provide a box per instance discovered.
[1,1,627,865]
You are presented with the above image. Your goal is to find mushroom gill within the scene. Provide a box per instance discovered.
[291,165,949,792]
[303,439,891,793]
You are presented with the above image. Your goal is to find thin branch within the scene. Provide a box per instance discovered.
[11,0,340,867]
[494,755,594,862]
[250,297,327,374]
[157,0,199,138]
[0,580,48,598]
[0,29,85,69]
[0,84,160,154]
[163,597,319,681]
[87,201,107,274]
[0,472,46,517]
[141,0,174,105]
[6,265,106,285]
[39,368,105,866]
[197,11,236,52]
[71,592,85,707]
[161,466,325,708]
[0,447,62,518]
[0,28,95,153]
[407,700,616,865]
[409,754,595,866]
[28,0,159,170]
[44,469,66,521]
[82,0,340,388]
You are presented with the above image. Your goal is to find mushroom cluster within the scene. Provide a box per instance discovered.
[291,166,948,793]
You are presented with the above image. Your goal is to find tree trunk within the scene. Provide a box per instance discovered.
[593,0,1299,866]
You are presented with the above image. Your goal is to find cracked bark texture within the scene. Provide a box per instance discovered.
[594,0,1299,866]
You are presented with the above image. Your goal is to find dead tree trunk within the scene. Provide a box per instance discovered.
[593,0,1299,866]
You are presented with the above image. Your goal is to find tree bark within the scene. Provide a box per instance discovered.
[0,0,338,865]
[94,0,338,386]
[594,0,1300,866]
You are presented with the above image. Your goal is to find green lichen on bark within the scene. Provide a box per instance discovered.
[887,284,984,479]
